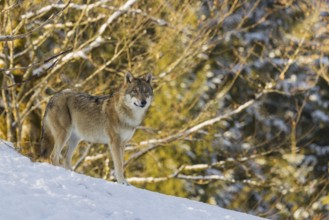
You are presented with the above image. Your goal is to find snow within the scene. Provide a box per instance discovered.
[98,0,138,35]
[0,141,265,220]
[312,110,329,123]
[32,59,57,76]
[62,36,104,62]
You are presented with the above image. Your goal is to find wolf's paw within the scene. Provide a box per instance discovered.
[118,179,130,186]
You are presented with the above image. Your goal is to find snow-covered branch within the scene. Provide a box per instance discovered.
[62,37,104,62]
[98,0,138,35]
[0,1,70,42]
[182,150,275,171]
[21,0,112,20]
[56,0,137,66]
[126,173,270,188]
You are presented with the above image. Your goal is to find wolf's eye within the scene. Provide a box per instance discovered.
[131,89,138,95]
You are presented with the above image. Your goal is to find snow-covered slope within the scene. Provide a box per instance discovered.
[0,141,264,220]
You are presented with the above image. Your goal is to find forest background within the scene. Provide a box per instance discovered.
[0,0,329,219]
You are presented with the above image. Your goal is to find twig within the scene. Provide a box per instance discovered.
[0,139,15,149]
[1,48,72,89]
[21,0,111,20]
[73,144,92,171]
[182,150,277,171]
[98,0,138,36]
[0,1,71,42]
[279,34,306,80]
[0,0,21,14]
[54,0,138,70]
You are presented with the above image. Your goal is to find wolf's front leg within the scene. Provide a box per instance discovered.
[109,141,129,185]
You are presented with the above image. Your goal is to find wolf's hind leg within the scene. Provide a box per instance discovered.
[64,134,80,170]
[50,129,71,166]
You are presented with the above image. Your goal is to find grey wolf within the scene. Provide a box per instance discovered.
[39,72,153,185]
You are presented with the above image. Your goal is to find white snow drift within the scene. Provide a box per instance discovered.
[0,141,264,220]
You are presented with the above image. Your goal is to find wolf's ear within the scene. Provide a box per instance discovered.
[145,73,152,84]
[125,72,134,84]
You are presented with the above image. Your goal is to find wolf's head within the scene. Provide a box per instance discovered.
[123,72,153,109]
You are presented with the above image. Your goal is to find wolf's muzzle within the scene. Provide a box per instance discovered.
[134,100,147,108]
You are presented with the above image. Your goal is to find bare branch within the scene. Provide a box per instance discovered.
[55,0,138,68]
[73,144,92,171]
[0,1,71,42]
[182,150,276,171]
[125,93,263,167]
[126,173,272,188]
[21,0,111,20]
[1,48,72,89]
[98,0,138,36]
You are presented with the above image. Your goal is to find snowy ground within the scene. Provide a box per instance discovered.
[0,141,265,220]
